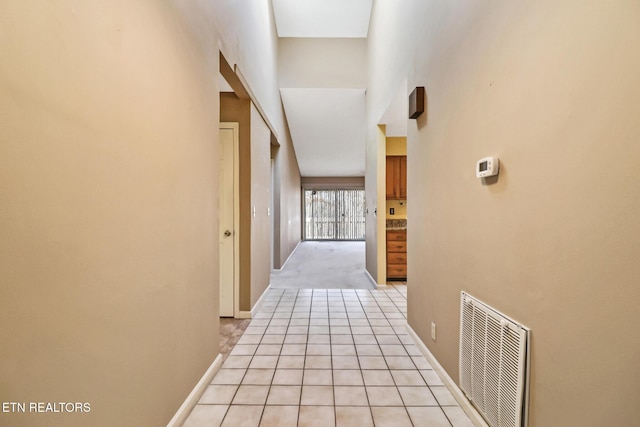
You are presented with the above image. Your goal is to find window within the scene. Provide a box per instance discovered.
[304,188,365,240]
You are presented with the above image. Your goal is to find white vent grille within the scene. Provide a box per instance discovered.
[459,292,530,427]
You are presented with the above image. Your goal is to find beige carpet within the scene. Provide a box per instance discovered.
[270,241,374,289]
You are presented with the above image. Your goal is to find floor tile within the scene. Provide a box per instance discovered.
[371,326,395,335]
[281,344,306,355]
[350,326,374,335]
[232,385,269,405]
[298,405,335,427]
[183,404,228,427]
[370,406,413,427]
[222,355,252,369]
[255,344,282,356]
[244,326,267,335]
[307,344,331,355]
[266,326,288,335]
[406,406,452,427]
[212,369,246,385]
[277,355,305,369]
[249,356,279,369]
[380,344,408,357]
[260,335,285,344]
[430,386,458,406]
[335,406,374,427]
[332,345,356,356]
[272,368,303,385]
[421,369,445,385]
[391,370,427,386]
[308,326,330,334]
[330,335,354,345]
[199,385,238,404]
[221,283,473,427]
[332,356,360,369]
[442,406,475,427]
[411,356,432,369]
[304,369,333,385]
[266,385,302,405]
[333,370,364,386]
[288,326,309,334]
[260,405,299,427]
[301,385,334,405]
[365,386,404,406]
[308,334,331,344]
[376,335,401,345]
[305,355,332,369]
[221,405,263,427]
[398,386,438,406]
[284,335,307,344]
[238,335,263,345]
[334,386,369,406]
[242,369,275,385]
[353,335,377,345]
[355,345,382,356]
[385,356,416,370]
[362,370,395,386]
[358,356,387,370]
[404,345,422,356]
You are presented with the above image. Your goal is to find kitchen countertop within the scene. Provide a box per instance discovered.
[386,219,407,230]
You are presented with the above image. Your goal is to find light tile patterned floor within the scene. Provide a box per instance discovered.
[183,285,474,427]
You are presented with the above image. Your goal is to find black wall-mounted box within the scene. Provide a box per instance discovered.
[409,86,425,119]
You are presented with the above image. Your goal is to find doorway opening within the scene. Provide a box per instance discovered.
[303,188,365,241]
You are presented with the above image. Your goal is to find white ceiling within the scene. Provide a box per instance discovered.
[281,88,366,177]
[272,0,373,38]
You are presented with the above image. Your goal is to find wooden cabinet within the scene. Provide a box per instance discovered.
[386,230,407,280]
[386,156,407,200]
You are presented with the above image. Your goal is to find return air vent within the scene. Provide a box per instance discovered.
[459,292,530,427]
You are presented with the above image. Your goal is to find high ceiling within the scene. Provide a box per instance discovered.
[272,0,373,177]
[272,0,373,38]
[281,88,366,177]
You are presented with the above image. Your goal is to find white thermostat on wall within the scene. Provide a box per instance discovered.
[476,157,500,178]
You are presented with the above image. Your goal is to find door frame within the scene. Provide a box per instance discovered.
[220,122,240,317]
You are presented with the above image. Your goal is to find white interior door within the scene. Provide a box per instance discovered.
[219,123,238,317]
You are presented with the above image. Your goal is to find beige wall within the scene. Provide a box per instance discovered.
[279,38,367,88]
[385,137,407,156]
[272,111,302,269]
[0,1,220,426]
[250,104,273,307]
[365,125,387,284]
[370,1,640,426]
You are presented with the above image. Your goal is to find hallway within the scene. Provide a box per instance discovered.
[184,281,473,426]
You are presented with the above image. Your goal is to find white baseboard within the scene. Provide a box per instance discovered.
[166,353,224,427]
[275,240,302,271]
[236,284,272,319]
[364,269,383,288]
[405,324,488,427]
[251,284,271,317]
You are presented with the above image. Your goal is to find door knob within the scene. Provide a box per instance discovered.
[224,230,232,237]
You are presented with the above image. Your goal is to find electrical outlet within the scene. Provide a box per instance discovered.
[431,322,437,341]
[390,208,395,215]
